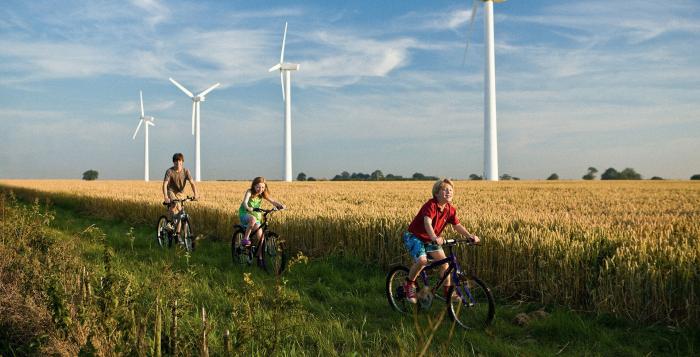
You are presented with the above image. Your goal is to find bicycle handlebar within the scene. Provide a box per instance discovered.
[253,207,285,213]
[162,196,196,206]
[444,238,479,246]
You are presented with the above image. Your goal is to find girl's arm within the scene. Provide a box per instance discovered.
[241,190,253,212]
[454,224,480,243]
[265,197,285,209]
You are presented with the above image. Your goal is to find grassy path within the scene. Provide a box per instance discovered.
[19,202,700,355]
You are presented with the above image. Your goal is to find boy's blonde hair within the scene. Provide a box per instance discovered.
[432,178,454,197]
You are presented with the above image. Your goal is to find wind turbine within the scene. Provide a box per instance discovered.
[169,77,220,182]
[268,22,300,182]
[464,0,504,181]
[132,90,155,182]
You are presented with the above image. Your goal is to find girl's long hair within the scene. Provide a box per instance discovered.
[250,176,270,199]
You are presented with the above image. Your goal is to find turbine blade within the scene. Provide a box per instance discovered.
[280,72,285,101]
[462,0,479,67]
[280,22,288,63]
[140,90,145,117]
[191,102,196,135]
[169,77,194,98]
[199,82,220,97]
[132,119,143,140]
[268,63,281,72]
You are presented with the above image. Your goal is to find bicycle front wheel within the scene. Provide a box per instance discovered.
[447,273,495,329]
[156,216,168,248]
[231,228,252,266]
[263,232,287,276]
[181,220,194,252]
[386,266,423,314]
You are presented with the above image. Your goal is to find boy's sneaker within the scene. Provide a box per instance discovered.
[241,238,251,246]
[403,281,417,304]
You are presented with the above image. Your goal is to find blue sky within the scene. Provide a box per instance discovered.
[1,0,699,180]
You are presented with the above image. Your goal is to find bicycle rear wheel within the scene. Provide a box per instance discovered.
[263,232,287,276]
[156,216,168,248]
[386,266,423,314]
[181,220,194,252]
[447,273,495,329]
[231,228,253,266]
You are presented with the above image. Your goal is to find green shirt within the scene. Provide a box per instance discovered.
[239,195,263,222]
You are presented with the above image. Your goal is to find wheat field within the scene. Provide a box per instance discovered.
[1,179,698,325]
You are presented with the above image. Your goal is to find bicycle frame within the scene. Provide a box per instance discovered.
[418,240,477,305]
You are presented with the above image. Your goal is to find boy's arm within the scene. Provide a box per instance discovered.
[454,224,480,243]
[189,181,199,200]
[423,216,442,244]
[162,180,169,203]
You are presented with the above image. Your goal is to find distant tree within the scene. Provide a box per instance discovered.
[650,176,663,180]
[583,166,598,180]
[619,168,642,180]
[412,172,426,180]
[386,173,403,180]
[341,171,350,179]
[547,173,559,180]
[601,167,620,180]
[82,170,98,181]
[469,174,483,180]
[500,173,513,180]
[297,172,307,181]
[371,170,384,180]
[307,177,317,181]
[691,174,700,180]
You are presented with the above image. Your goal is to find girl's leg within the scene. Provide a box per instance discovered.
[243,216,256,239]
[256,230,265,260]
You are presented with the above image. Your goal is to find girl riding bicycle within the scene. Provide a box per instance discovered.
[403,178,480,304]
[238,177,285,264]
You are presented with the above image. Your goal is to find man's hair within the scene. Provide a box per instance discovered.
[172,153,184,162]
[432,178,454,197]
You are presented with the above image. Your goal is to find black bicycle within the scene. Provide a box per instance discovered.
[156,196,196,252]
[231,207,287,275]
[386,238,495,329]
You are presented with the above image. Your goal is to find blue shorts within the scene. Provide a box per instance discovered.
[403,232,443,261]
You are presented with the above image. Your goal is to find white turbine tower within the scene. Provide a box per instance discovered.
[464,0,504,181]
[268,22,300,182]
[169,77,220,182]
[132,90,155,182]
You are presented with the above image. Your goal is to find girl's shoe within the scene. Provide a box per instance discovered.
[241,238,251,246]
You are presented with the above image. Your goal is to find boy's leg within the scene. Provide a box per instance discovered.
[427,249,450,286]
[403,232,429,304]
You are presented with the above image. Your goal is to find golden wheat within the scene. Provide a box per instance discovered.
[1,179,698,324]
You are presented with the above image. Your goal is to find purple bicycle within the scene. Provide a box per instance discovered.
[385,238,495,329]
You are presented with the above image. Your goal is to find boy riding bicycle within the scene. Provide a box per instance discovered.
[403,178,480,304]
[162,153,199,235]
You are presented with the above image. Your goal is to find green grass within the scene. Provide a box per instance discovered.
[3,198,699,356]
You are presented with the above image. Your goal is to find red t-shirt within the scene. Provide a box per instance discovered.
[407,198,460,243]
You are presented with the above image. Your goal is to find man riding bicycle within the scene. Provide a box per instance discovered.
[162,153,199,235]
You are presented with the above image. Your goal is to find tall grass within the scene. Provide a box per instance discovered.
[1,179,699,325]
